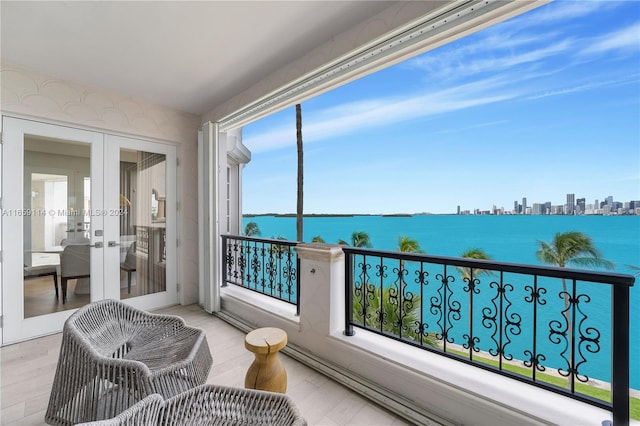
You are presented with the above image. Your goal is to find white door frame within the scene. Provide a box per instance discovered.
[1,117,105,344]
[104,134,177,312]
[1,117,178,344]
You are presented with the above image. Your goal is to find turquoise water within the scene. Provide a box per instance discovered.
[242,214,639,388]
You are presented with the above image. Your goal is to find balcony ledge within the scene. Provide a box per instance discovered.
[220,285,299,326]
[330,328,618,426]
[219,286,628,426]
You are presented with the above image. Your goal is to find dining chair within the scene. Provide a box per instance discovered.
[120,242,137,294]
[60,244,90,303]
[24,264,59,300]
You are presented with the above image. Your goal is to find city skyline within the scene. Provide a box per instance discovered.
[244,192,638,216]
[242,1,640,215]
[458,193,640,216]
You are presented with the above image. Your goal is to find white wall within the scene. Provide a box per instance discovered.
[1,63,201,304]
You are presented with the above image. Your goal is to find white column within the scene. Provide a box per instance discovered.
[197,122,220,312]
[295,243,345,337]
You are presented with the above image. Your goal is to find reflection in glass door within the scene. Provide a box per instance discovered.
[2,118,176,344]
[103,135,176,311]
[23,137,93,318]
[2,117,105,344]
[118,149,167,299]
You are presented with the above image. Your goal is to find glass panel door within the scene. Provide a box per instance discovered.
[104,135,176,310]
[24,139,96,318]
[2,117,104,344]
[1,118,176,343]
[119,149,167,299]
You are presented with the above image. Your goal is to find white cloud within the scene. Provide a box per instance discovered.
[458,39,575,75]
[243,2,637,156]
[581,22,640,55]
[507,1,613,27]
[525,76,639,100]
[431,120,509,135]
[405,28,575,81]
[244,77,518,153]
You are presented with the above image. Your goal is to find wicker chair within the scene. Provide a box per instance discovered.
[75,394,164,426]
[45,299,213,426]
[76,384,307,426]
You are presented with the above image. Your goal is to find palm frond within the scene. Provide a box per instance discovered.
[625,264,640,276]
[458,248,493,280]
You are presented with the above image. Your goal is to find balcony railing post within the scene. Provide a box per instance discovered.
[611,284,630,426]
[344,250,355,336]
[221,235,228,287]
[296,256,301,316]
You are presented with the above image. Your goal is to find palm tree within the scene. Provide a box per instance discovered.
[536,231,614,271]
[351,231,372,248]
[396,235,423,273]
[457,248,493,282]
[295,104,303,242]
[342,231,372,286]
[353,287,436,346]
[351,234,435,347]
[625,264,640,276]
[536,231,614,386]
[456,248,493,355]
[243,221,261,237]
[397,236,423,254]
[270,235,291,257]
[392,235,430,342]
[311,235,325,243]
[336,231,372,247]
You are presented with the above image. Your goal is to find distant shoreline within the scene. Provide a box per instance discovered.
[244,213,437,217]
[243,213,633,218]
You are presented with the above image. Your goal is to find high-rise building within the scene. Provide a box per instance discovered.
[566,193,575,215]
[606,195,614,207]
[576,198,585,214]
[522,197,527,215]
[514,200,519,214]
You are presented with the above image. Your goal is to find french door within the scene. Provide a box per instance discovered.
[1,117,177,344]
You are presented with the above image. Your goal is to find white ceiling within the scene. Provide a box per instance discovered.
[1,1,396,115]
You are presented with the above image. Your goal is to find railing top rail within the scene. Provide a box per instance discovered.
[221,234,300,246]
[342,246,635,287]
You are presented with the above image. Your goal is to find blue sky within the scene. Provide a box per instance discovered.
[242,1,640,215]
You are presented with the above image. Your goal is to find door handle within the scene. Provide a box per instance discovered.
[89,242,103,248]
[108,241,121,247]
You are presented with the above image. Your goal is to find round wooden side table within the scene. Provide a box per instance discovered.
[244,327,288,393]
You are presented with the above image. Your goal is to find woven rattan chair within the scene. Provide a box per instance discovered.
[45,299,213,426]
[76,384,307,426]
[75,394,164,426]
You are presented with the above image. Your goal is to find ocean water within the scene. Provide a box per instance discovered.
[242,214,640,388]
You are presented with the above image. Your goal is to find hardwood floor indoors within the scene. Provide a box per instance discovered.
[1,303,413,426]
[23,273,153,318]
[23,276,88,318]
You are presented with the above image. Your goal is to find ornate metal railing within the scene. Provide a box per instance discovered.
[221,235,300,314]
[343,247,634,425]
[135,225,166,262]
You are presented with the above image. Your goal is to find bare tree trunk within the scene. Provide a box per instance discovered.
[296,104,303,242]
